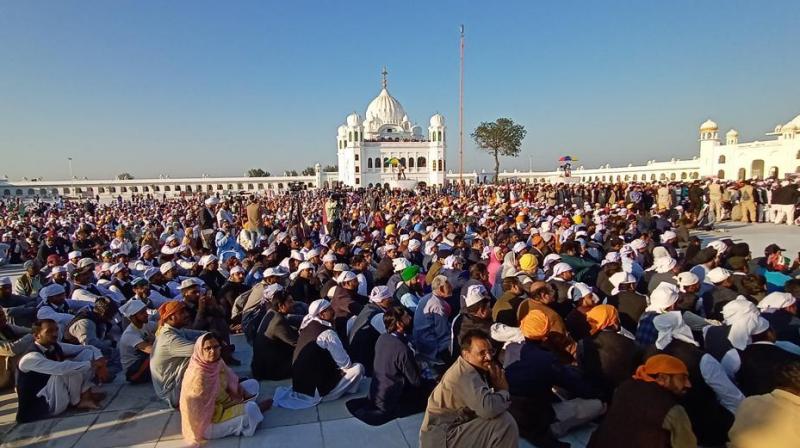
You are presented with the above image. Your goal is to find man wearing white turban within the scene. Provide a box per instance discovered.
[635,284,681,346]
[648,311,744,445]
[273,299,364,409]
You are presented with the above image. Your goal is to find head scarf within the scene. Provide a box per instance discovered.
[567,282,599,304]
[646,257,677,274]
[653,311,698,350]
[646,283,681,313]
[180,333,239,446]
[158,300,186,328]
[369,286,392,304]
[586,305,619,335]
[633,354,688,383]
[609,272,637,295]
[757,292,796,313]
[722,297,762,350]
[300,299,331,330]
[520,309,550,340]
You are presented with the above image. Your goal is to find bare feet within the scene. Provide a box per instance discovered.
[258,399,273,412]
[75,397,100,410]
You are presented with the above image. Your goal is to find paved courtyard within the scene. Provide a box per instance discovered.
[0,221,796,447]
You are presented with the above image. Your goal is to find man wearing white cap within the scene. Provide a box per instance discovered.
[36,284,75,333]
[119,299,156,383]
[607,271,647,334]
[0,276,38,327]
[646,256,679,294]
[218,265,249,320]
[635,283,681,347]
[758,292,800,345]
[546,262,575,317]
[316,252,338,286]
[197,254,225,296]
[451,285,494,357]
[199,197,218,250]
[288,261,320,303]
[374,244,399,287]
[733,316,800,397]
[348,286,393,376]
[64,251,82,274]
[273,299,365,409]
[704,297,763,378]
[329,271,366,341]
[702,267,738,319]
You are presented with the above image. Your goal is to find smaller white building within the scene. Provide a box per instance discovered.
[336,68,446,188]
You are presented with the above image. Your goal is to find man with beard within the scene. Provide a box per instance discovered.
[394,265,423,311]
[588,354,696,448]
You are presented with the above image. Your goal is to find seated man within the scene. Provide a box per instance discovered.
[150,301,205,407]
[180,278,238,364]
[420,329,518,448]
[348,286,393,376]
[450,285,494,358]
[347,306,431,425]
[588,354,696,448]
[36,283,75,333]
[62,296,121,381]
[251,285,298,380]
[413,275,452,375]
[728,359,800,448]
[0,276,38,327]
[16,319,107,423]
[119,299,156,384]
[0,307,34,389]
[505,309,604,447]
[273,299,365,409]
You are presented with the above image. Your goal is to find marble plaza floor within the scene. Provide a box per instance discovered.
[0,333,596,448]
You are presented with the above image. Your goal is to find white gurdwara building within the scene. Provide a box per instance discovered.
[335,68,446,188]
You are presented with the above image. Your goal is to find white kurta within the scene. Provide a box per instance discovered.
[272,325,364,409]
[17,343,102,416]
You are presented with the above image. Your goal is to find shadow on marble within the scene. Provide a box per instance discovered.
[258,404,318,429]
[158,411,182,441]
[321,417,410,448]
[61,382,124,417]
[240,421,322,448]
[73,408,172,448]
[3,413,99,448]
[155,437,241,448]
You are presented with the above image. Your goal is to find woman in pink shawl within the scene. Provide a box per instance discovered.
[180,333,272,446]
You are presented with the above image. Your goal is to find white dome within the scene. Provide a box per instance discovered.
[365,88,406,125]
[782,114,800,130]
[346,112,361,127]
[430,113,445,127]
[402,114,410,122]
[700,119,718,131]
[726,129,738,136]
[337,125,346,136]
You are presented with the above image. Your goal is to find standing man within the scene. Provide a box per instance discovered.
[708,180,723,222]
[739,181,756,224]
[420,329,518,448]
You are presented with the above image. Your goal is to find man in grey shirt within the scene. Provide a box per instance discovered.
[150,301,204,407]
[63,297,121,380]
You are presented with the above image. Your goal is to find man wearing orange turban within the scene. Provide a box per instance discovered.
[589,354,696,448]
[505,309,605,446]
[151,300,206,407]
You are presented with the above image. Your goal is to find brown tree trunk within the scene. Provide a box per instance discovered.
[494,149,500,184]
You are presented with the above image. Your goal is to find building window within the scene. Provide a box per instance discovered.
[417,157,426,168]
[355,154,359,161]
[409,158,414,168]
[717,170,725,179]
[718,155,726,164]
[356,178,360,184]
[796,150,800,159]
[368,158,373,169]
[400,157,406,167]
[355,166,360,173]
[438,160,443,171]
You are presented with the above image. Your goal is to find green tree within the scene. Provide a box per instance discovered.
[116,172,134,180]
[301,166,316,176]
[322,164,338,172]
[471,118,527,183]
[246,168,270,177]
[284,170,299,177]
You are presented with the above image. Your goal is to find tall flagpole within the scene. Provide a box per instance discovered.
[459,24,465,188]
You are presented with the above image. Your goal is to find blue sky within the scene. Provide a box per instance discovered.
[1,1,798,180]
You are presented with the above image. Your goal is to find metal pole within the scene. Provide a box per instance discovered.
[68,157,73,199]
[459,24,464,188]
